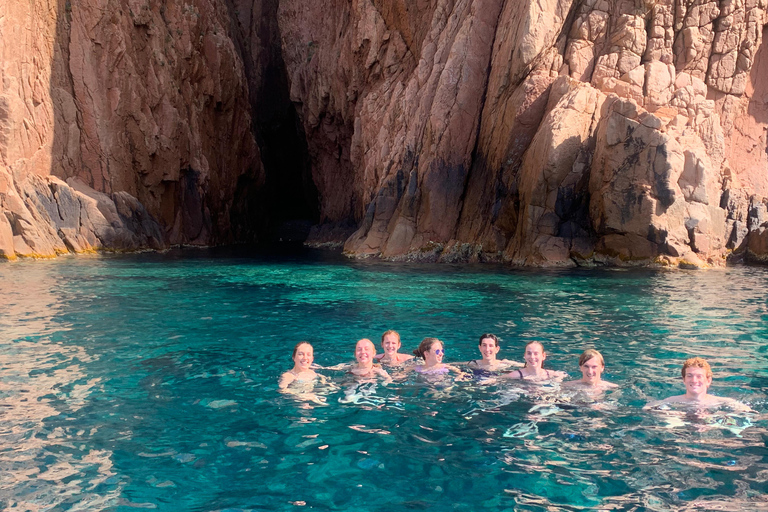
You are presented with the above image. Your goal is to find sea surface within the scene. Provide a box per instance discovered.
[1,247,767,511]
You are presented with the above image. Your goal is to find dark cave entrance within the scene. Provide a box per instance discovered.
[228,0,319,245]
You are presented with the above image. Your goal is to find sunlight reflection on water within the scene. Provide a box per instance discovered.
[0,251,766,511]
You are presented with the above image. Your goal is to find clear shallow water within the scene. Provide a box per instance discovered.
[1,247,767,511]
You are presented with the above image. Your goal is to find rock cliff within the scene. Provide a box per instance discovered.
[281,0,768,267]
[3,0,768,266]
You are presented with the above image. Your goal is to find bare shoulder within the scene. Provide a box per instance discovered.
[715,396,752,412]
[278,371,296,389]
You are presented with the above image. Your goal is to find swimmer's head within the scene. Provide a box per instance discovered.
[414,337,443,359]
[523,341,546,368]
[579,349,604,368]
[355,338,376,363]
[681,357,712,379]
[292,341,314,370]
[381,330,401,353]
[479,333,499,347]
[292,341,313,359]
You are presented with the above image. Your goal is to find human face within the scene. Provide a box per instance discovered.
[425,342,444,365]
[293,344,314,371]
[683,366,712,398]
[524,343,545,369]
[579,356,603,384]
[381,334,400,355]
[479,338,500,362]
[355,340,376,365]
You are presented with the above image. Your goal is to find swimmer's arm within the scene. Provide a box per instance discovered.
[503,370,522,379]
[377,367,393,384]
[316,363,352,371]
[447,365,471,380]
[278,371,296,390]
[722,397,753,412]
[501,359,525,368]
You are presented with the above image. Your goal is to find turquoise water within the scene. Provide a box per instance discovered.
[1,247,767,511]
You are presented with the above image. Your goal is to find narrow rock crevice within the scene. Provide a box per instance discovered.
[225,0,319,244]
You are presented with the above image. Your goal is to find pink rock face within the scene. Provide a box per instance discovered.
[1,0,262,258]
[4,0,768,267]
[279,0,768,267]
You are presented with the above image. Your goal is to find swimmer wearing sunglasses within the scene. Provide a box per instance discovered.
[411,337,468,378]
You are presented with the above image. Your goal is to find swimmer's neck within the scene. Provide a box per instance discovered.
[355,361,374,371]
[291,367,316,378]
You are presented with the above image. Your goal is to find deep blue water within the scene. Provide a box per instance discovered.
[1,247,767,511]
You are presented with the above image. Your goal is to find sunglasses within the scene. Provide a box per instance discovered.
[434,349,445,356]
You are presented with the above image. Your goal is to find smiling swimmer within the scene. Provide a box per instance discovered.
[505,341,567,383]
[644,357,751,411]
[411,337,468,379]
[374,330,414,365]
[279,341,320,389]
[467,333,524,372]
[562,349,618,391]
[348,338,392,383]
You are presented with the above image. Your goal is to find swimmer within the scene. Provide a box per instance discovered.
[466,333,524,372]
[348,338,392,383]
[374,330,414,365]
[411,337,468,378]
[644,357,751,411]
[562,349,618,391]
[505,341,567,383]
[279,341,320,389]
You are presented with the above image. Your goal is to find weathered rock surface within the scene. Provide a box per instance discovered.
[280,0,768,267]
[1,0,264,259]
[4,0,768,267]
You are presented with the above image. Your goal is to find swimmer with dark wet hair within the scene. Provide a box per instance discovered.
[348,338,392,383]
[563,349,618,391]
[466,333,523,372]
[504,341,567,383]
[644,357,750,411]
[374,330,414,365]
[279,342,320,389]
[411,337,468,378]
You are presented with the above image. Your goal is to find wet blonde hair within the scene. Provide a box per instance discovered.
[578,349,604,367]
